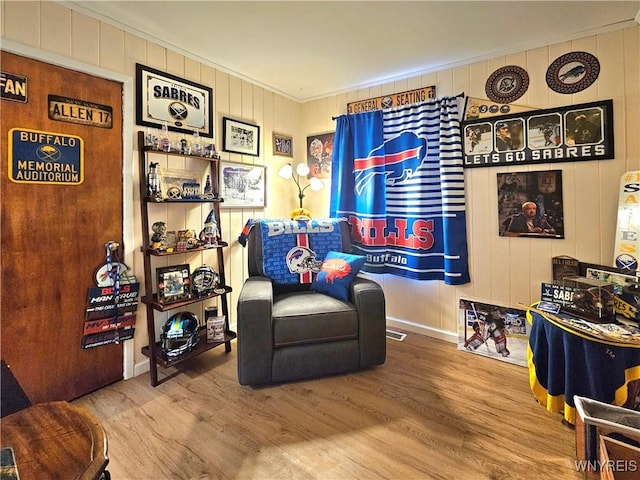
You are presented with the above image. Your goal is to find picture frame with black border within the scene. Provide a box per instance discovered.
[219,160,266,208]
[135,63,214,138]
[157,264,191,304]
[222,117,260,156]
[497,170,565,239]
[273,132,293,157]
[462,99,614,168]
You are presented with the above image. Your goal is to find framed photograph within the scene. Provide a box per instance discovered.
[135,63,214,138]
[219,160,266,208]
[273,133,293,157]
[222,117,260,156]
[220,161,267,208]
[157,264,191,304]
[306,132,334,179]
[462,99,614,168]
[497,170,565,239]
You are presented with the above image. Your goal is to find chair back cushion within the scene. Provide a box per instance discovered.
[248,218,352,284]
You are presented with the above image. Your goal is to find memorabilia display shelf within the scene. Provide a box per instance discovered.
[141,327,237,368]
[145,241,229,256]
[145,198,224,204]
[141,286,233,311]
[137,130,234,387]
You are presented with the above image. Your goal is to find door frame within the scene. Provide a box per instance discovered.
[2,39,136,380]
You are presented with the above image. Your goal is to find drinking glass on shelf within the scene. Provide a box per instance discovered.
[159,122,172,152]
[192,130,204,156]
[145,127,159,150]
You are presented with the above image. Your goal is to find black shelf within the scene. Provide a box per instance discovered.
[141,327,237,368]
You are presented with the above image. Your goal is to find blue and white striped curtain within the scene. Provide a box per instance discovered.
[330,95,470,284]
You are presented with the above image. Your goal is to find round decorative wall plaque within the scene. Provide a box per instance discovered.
[485,65,530,104]
[546,51,600,94]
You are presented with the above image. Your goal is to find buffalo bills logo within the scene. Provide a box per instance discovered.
[286,246,321,274]
[319,258,351,284]
[353,131,427,194]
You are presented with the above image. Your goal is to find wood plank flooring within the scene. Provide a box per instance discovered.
[74,333,587,479]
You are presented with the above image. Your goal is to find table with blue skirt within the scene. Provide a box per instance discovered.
[527,308,640,425]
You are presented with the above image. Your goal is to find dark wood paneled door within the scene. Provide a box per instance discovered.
[1,51,124,403]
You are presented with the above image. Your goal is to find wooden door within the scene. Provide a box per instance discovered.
[1,52,124,403]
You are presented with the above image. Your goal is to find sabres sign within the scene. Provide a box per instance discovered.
[8,128,84,185]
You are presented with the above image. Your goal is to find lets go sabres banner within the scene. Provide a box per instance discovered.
[330,96,470,284]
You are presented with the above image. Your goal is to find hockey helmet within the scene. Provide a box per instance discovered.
[161,311,200,358]
[191,265,219,297]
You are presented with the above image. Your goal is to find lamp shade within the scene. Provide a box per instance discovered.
[309,177,324,191]
[278,163,293,179]
[296,163,310,176]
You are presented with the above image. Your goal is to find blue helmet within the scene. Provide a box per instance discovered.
[161,311,200,358]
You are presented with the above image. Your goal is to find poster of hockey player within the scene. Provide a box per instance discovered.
[458,298,529,367]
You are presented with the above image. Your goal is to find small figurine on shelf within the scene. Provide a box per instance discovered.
[147,162,162,201]
[151,221,167,250]
[179,136,191,155]
[201,174,215,199]
[204,142,220,159]
[199,209,219,247]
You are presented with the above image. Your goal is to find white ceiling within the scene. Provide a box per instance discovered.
[62,1,640,102]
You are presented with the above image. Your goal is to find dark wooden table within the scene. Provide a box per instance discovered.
[0,401,109,479]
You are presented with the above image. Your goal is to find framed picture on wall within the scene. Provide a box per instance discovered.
[222,117,260,156]
[306,132,334,179]
[135,63,214,138]
[497,170,564,239]
[273,133,293,157]
[219,160,266,208]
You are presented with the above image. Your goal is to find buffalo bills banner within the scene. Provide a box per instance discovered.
[331,96,470,284]
[462,99,613,168]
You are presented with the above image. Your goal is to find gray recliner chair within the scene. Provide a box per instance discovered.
[237,219,386,386]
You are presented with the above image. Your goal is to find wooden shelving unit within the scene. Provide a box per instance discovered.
[137,131,234,386]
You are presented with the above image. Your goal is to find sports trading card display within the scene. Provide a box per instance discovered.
[458,299,528,367]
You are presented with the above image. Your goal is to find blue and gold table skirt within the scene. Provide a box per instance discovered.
[527,309,640,424]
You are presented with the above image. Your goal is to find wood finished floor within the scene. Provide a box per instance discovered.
[74,333,586,480]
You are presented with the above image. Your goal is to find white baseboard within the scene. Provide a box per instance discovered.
[385,316,457,344]
[134,360,150,378]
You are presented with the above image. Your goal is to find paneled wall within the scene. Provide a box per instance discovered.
[1,1,303,372]
[304,26,640,341]
[2,2,638,374]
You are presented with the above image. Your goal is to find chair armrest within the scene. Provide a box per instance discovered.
[237,276,274,385]
[350,276,386,367]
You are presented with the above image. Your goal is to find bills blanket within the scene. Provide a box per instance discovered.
[258,218,344,284]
